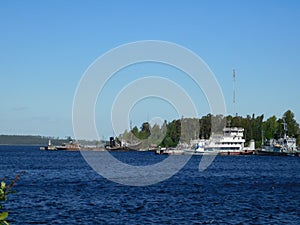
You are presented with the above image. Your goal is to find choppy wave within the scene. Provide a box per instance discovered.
[0,146,299,224]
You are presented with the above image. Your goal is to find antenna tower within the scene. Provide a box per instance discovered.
[233,69,237,117]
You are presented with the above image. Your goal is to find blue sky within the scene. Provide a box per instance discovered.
[0,0,299,138]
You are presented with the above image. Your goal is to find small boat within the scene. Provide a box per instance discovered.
[56,141,80,150]
[155,147,184,155]
[184,139,218,155]
[40,140,57,150]
[105,137,129,151]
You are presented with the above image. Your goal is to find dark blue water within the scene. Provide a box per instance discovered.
[0,146,299,224]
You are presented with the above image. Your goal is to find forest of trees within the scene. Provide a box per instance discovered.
[119,110,300,148]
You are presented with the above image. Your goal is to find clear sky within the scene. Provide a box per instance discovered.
[1,0,299,139]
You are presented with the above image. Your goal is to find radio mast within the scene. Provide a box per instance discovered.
[233,69,237,117]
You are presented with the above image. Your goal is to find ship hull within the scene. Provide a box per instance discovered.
[219,151,242,156]
[255,150,288,156]
[105,146,130,151]
[241,150,255,155]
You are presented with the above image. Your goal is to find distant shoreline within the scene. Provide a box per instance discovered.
[0,144,42,146]
[0,135,101,146]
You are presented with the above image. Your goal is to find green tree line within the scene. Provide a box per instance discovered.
[120,110,300,148]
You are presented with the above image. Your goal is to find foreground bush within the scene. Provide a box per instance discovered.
[0,172,24,225]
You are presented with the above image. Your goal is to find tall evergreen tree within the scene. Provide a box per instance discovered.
[283,110,299,137]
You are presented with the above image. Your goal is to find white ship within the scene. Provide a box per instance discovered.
[187,127,255,155]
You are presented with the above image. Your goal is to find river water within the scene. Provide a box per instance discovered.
[0,145,299,224]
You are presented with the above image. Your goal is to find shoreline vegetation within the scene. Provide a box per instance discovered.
[120,110,300,149]
[0,110,299,149]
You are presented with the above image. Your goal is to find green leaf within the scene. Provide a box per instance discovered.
[0,182,5,190]
[0,212,8,220]
[0,221,10,225]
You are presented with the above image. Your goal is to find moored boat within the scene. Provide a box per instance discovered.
[155,147,185,155]
[105,137,129,151]
[56,140,80,150]
[185,127,255,156]
[40,139,57,150]
[256,118,298,156]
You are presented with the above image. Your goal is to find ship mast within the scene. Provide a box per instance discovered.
[282,117,287,140]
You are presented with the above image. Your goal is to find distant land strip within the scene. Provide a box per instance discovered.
[0,135,99,146]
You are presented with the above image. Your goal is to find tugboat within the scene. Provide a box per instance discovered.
[105,137,129,151]
[256,118,298,156]
[56,138,80,150]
